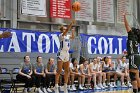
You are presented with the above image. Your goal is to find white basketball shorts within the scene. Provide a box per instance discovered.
[58,50,69,62]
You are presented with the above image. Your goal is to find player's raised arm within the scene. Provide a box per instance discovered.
[70,27,75,39]
[123,13,131,32]
[62,20,75,36]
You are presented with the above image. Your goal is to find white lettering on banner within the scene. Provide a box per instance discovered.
[87,36,125,54]
[108,38,117,54]
[118,38,123,54]
[51,34,60,53]
[87,37,97,54]
[22,32,35,52]
[8,32,20,52]
[98,37,108,54]
[0,31,4,52]
[38,34,50,53]
[0,44,4,52]
[0,29,126,54]
[0,30,61,53]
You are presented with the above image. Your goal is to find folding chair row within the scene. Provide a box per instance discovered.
[0,68,25,93]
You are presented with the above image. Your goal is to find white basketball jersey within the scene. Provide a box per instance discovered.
[92,63,98,71]
[59,34,71,51]
[70,63,79,70]
[116,60,127,72]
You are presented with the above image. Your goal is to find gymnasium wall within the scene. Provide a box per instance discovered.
[0,0,138,70]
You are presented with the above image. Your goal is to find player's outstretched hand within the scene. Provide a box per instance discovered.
[122,12,126,16]
[1,32,12,38]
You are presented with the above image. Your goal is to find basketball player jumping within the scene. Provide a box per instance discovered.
[123,13,140,93]
[55,20,75,93]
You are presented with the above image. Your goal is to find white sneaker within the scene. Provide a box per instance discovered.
[94,85,101,90]
[109,83,114,88]
[42,88,48,93]
[51,87,55,92]
[47,88,52,92]
[72,85,77,91]
[127,83,132,87]
[122,84,127,87]
[55,86,59,93]
[98,84,105,89]
[64,85,68,93]
[68,88,73,91]
[88,86,92,89]
[79,85,84,90]
[38,88,43,93]
[60,86,64,91]
[113,84,117,88]
[67,85,71,91]
[103,83,108,88]
[113,83,117,88]
[83,87,87,90]
[27,88,32,92]
[23,88,28,93]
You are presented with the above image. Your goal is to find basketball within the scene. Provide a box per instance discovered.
[72,1,81,12]
[123,50,127,54]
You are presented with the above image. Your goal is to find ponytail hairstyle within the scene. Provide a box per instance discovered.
[59,25,64,32]
[24,55,29,62]
[36,56,41,62]
[71,58,77,64]
[47,58,51,71]
[103,57,108,64]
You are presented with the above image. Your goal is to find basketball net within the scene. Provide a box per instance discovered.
[131,13,140,29]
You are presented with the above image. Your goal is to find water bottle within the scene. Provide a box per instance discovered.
[117,80,121,87]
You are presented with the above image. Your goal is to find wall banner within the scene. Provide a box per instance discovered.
[80,34,127,54]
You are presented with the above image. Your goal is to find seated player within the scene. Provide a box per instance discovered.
[68,58,85,90]
[89,58,103,89]
[102,56,117,88]
[96,56,108,88]
[116,55,132,87]
[16,55,33,93]
[79,59,92,89]
[33,56,47,93]
[45,58,56,92]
